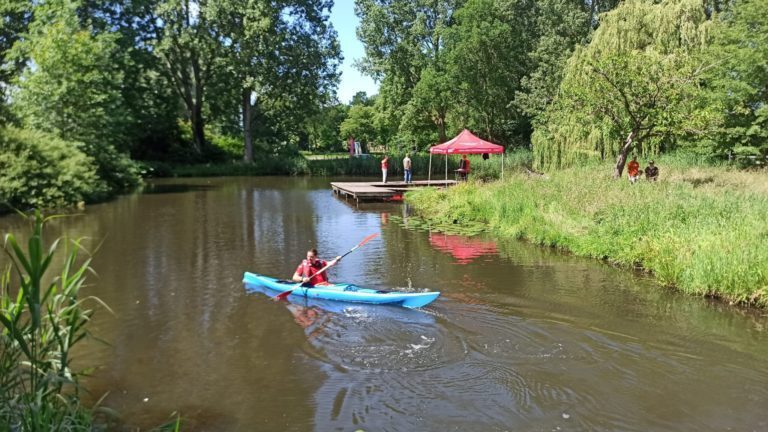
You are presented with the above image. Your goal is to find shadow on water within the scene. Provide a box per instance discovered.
[140,183,218,194]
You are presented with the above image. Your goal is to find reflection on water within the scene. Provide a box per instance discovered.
[1,176,767,431]
[429,232,498,265]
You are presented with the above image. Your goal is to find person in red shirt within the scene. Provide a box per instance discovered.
[458,155,470,181]
[381,155,389,183]
[292,248,341,286]
[627,154,641,184]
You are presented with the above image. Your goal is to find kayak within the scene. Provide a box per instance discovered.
[242,272,440,308]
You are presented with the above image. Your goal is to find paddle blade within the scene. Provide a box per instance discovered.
[357,233,379,248]
[272,289,294,301]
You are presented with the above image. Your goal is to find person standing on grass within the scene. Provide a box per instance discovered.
[403,153,412,183]
[381,155,389,183]
[645,160,659,181]
[627,154,641,184]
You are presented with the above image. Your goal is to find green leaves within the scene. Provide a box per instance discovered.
[0,211,104,429]
[533,0,717,171]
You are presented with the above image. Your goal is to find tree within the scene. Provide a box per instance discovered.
[12,0,138,192]
[306,103,348,152]
[207,0,340,162]
[446,0,536,146]
[704,0,768,161]
[356,0,461,144]
[532,0,718,177]
[153,0,219,155]
[340,104,378,148]
[0,0,33,122]
[514,0,590,123]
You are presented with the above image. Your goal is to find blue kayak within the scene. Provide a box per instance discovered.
[242,272,440,308]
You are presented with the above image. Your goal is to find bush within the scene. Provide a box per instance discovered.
[0,127,106,211]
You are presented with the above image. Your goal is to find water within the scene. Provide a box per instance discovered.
[1,176,766,431]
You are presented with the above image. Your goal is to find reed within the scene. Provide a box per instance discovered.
[406,161,768,307]
[0,211,106,429]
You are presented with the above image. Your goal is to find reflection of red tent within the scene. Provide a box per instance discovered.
[429,232,498,265]
[428,129,505,181]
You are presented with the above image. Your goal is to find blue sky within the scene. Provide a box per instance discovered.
[329,0,379,103]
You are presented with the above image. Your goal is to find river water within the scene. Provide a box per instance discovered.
[1,177,766,431]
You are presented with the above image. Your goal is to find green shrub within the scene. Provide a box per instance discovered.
[0,127,106,211]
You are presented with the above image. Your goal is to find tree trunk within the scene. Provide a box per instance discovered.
[191,56,205,154]
[243,90,254,163]
[613,129,637,179]
[191,103,205,155]
[436,114,446,143]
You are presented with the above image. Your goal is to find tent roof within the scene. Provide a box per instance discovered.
[429,129,504,155]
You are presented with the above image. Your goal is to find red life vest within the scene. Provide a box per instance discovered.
[295,259,328,285]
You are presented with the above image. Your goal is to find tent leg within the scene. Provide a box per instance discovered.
[428,154,432,183]
[502,152,504,181]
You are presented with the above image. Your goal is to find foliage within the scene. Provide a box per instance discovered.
[305,103,348,153]
[207,0,341,161]
[11,0,140,193]
[514,0,590,122]
[406,161,768,306]
[703,0,768,163]
[445,0,535,146]
[532,0,718,175]
[0,127,106,211]
[355,0,462,147]
[340,104,378,148]
[0,211,105,429]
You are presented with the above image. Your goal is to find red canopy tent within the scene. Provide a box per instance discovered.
[428,129,505,181]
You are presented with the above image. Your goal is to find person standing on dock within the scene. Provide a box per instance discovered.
[403,153,412,183]
[381,155,389,183]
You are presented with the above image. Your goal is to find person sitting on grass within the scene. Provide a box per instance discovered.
[645,160,659,181]
[627,154,641,184]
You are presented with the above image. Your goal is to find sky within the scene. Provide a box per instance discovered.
[329,0,379,103]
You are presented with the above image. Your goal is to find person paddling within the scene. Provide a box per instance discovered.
[292,248,341,286]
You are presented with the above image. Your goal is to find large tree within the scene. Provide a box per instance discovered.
[704,0,768,161]
[445,0,536,146]
[154,0,219,154]
[207,0,340,161]
[532,0,718,177]
[356,0,461,146]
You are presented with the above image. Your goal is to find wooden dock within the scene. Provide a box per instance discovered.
[331,180,457,203]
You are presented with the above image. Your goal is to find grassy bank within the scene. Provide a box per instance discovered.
[405,159,768,307]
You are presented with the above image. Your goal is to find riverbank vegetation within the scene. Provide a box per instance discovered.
[2,0,766,213]
[405,157,768,307]
[1,212,181,430]
[1,212,103,429]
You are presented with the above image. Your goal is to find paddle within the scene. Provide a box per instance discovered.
[272,233,380,301]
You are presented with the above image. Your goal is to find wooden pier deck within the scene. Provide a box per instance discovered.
[331,179,457,203]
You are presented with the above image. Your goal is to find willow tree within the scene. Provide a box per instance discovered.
[532,0,718,177]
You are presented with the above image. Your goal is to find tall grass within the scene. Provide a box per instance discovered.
[406,162,768,307]
[0,211,106,429]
